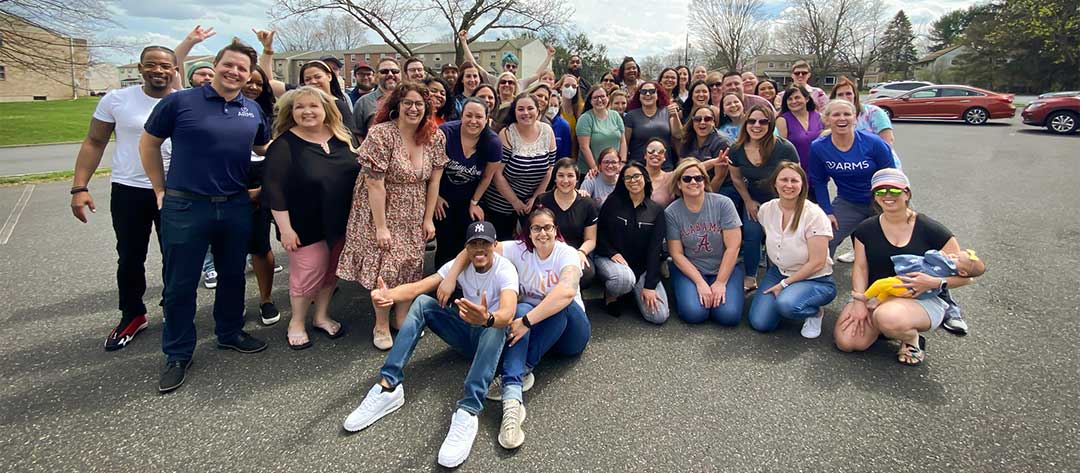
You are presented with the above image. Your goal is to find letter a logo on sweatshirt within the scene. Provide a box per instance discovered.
[694,233,713,253]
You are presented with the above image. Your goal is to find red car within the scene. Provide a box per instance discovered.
[1021,91,1080,134]
[869,85,1016,125]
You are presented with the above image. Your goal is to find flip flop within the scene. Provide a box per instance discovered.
[313,322,346,339]
[897,336,927,366]
[287,333,313,351]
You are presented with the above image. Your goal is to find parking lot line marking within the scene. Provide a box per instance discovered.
[0,184,34,245]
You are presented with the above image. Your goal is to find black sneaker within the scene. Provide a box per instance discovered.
[159,359,192,393]
[104,314,149,351]
[259,302,280,326]
[217,331,268,353]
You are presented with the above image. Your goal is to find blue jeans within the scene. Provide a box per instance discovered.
[501,302,590,402]
[160,193,251,362]
[748,265,837,332]
[380,295,505,415]
[670,264,745,326]
[741,206,765,277]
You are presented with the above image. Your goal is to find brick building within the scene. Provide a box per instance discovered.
[0,11,89,101]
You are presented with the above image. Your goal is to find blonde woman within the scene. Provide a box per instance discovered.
[263,86,361,349]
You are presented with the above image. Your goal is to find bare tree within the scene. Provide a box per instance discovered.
[273,0,569,63]
[272,13,368,51]
[775,0,874,83]
[1,0,129,92]
[838,0,886,88]
[689,0,767,71]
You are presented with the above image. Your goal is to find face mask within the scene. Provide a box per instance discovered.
[545,105,559,119]
[562,87,577,99]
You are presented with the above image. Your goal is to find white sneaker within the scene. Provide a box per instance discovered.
[836,251,855,263]
[498,399,526,449]
[801,309,824,339]
[202,271,218,289]
[343,384,404,432]
[438,409,478,468]
[486,372,534,401]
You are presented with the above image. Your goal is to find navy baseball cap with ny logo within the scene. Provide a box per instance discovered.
[465,221,497,243]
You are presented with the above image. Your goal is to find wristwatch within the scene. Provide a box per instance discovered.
[484,311,495,328]
[780,279,790,289]
[470,199,480,206]
[939,278,948,291]
[521,314,533,328]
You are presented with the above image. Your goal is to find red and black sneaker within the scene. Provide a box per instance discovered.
[104,314,149,351]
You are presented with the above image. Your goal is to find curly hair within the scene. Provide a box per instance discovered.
[373,82,438,145]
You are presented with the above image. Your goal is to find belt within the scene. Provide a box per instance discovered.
[165,189,245,203]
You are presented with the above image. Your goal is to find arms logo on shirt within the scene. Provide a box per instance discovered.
[237,107,256,119]
[825,160,871,171]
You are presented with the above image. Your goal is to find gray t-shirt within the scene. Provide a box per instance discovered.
[581,175,617,208]
[352,87,385,139]
[665,192,742,276]
[623,107,673,165]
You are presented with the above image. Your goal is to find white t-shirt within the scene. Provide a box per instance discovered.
[758,199,834,279]
[93,86,172,189]
[500,240,584,310]
[437,252,519,312]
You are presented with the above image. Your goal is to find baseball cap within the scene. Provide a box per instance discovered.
[441,63,459,72]
[870,168,910,191]
[320,56,343,68]
[353,61,373,73]
[465,221,497,244]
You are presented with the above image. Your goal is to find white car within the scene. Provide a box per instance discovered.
[869,81,934,99]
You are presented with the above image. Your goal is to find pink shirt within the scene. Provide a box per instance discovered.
[758,199,834,279]
[649,171,674,207]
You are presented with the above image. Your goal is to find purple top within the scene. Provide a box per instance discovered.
[781,110,823,169]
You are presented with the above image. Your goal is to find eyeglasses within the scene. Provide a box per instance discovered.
[639,88,657,96]
[400,99,426,110]
[602,159,624,166]
[645,148,665,155]
[591,95,607,102]
[792,70,810,76]
[692,116,714,123]
[529,224,556,233]
[505,64,518,70]
[499,80,516,85]
[746,118,771,126]
[623,173,644,182]
[379,68,401,75]
[680,174,706,183]
[873,188,905,197]
[601,78,615,83]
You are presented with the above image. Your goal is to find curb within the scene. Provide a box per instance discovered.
[0,140,112,149]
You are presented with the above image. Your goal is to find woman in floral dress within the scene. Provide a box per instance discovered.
[338,82,448,350]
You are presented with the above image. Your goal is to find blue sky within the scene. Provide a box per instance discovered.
[104,0,981,64]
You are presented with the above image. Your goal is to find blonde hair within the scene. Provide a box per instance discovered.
[497,71,519,98]
[821,99,857,117]
[669,158,709,197]
[273,86,354,150]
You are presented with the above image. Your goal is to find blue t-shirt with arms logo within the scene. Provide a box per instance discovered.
[806,130,894,215]
[144,85,270,196]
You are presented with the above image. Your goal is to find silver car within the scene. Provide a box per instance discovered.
[869,81,934,99]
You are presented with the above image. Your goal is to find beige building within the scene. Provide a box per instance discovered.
[269,38,546,88]
[0,12,89,101]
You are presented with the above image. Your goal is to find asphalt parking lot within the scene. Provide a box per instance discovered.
[0,116,1077,472]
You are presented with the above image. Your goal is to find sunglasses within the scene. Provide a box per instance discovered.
[499,80,516,85]
[873,188,905,197]
[639,88,657,96]
[601,78,616,83]
[692,116,714,123]
[707,82,723,88]
[379,68,400,75]
[681,174,706,183]
[792,70,810,76]
[645,148,665,155]
[746,118,771,126]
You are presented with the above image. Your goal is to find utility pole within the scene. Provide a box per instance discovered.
[69,37,78,99]
[684,33,690,65]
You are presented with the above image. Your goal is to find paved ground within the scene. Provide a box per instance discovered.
[0,142,114,177]
[0,117,1077,472]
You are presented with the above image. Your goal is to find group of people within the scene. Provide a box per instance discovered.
[69,25,985,469]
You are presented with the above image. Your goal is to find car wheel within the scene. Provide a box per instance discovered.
[963,107,989,125]
[1046,111,1078,134]
[881,107,894,119]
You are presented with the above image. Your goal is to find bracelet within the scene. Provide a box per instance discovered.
[484,311,495,328]
[262,49,274,55]
[70,186,89,195]
[521,314,533,328]
[469,199,480,206]
[779,279,789,289]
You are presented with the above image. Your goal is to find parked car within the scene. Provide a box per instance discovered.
[1021,91,1080,134]
[869,85,1016,125]
[868,81,933,98]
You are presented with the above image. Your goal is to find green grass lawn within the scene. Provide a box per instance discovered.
[0,97,99,146]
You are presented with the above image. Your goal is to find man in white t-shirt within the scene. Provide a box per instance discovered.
[70,45,176,352]
[343,222,518,468]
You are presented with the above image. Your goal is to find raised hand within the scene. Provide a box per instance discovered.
[187,25,216,44]
[252,29,275,50]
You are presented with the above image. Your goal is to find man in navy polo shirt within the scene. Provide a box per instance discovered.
[140,39,270,394]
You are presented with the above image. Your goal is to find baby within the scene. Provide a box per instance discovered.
[865,249,985,302]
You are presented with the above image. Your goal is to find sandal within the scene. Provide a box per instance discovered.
[743,277,758,294]
[312,321,346,339]
[287,330,313,351]
[897,335,927,366]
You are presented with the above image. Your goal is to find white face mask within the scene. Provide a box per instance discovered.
[562,87,577,99]
[545,104,559,119]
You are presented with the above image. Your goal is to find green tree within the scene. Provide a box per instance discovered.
[879,10,918,78]
[927,8,972,52]
[543,28,612,84]
[995,0,1080,90]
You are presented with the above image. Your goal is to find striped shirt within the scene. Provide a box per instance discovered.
[484,122,556,215]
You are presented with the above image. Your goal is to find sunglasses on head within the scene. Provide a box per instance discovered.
[692,116,714,123]
[873,187,905,197]
[681,174,706,183]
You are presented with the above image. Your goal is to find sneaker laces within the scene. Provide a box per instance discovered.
[446,411,473,442]
[359,387,389,412]
[501,401,521,430]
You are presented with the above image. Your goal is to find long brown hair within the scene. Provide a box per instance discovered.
[734,104,778,163]
[767,162,809,233]
[273,86,354,150]
[677,104,716,142]
[373,82,438,145]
